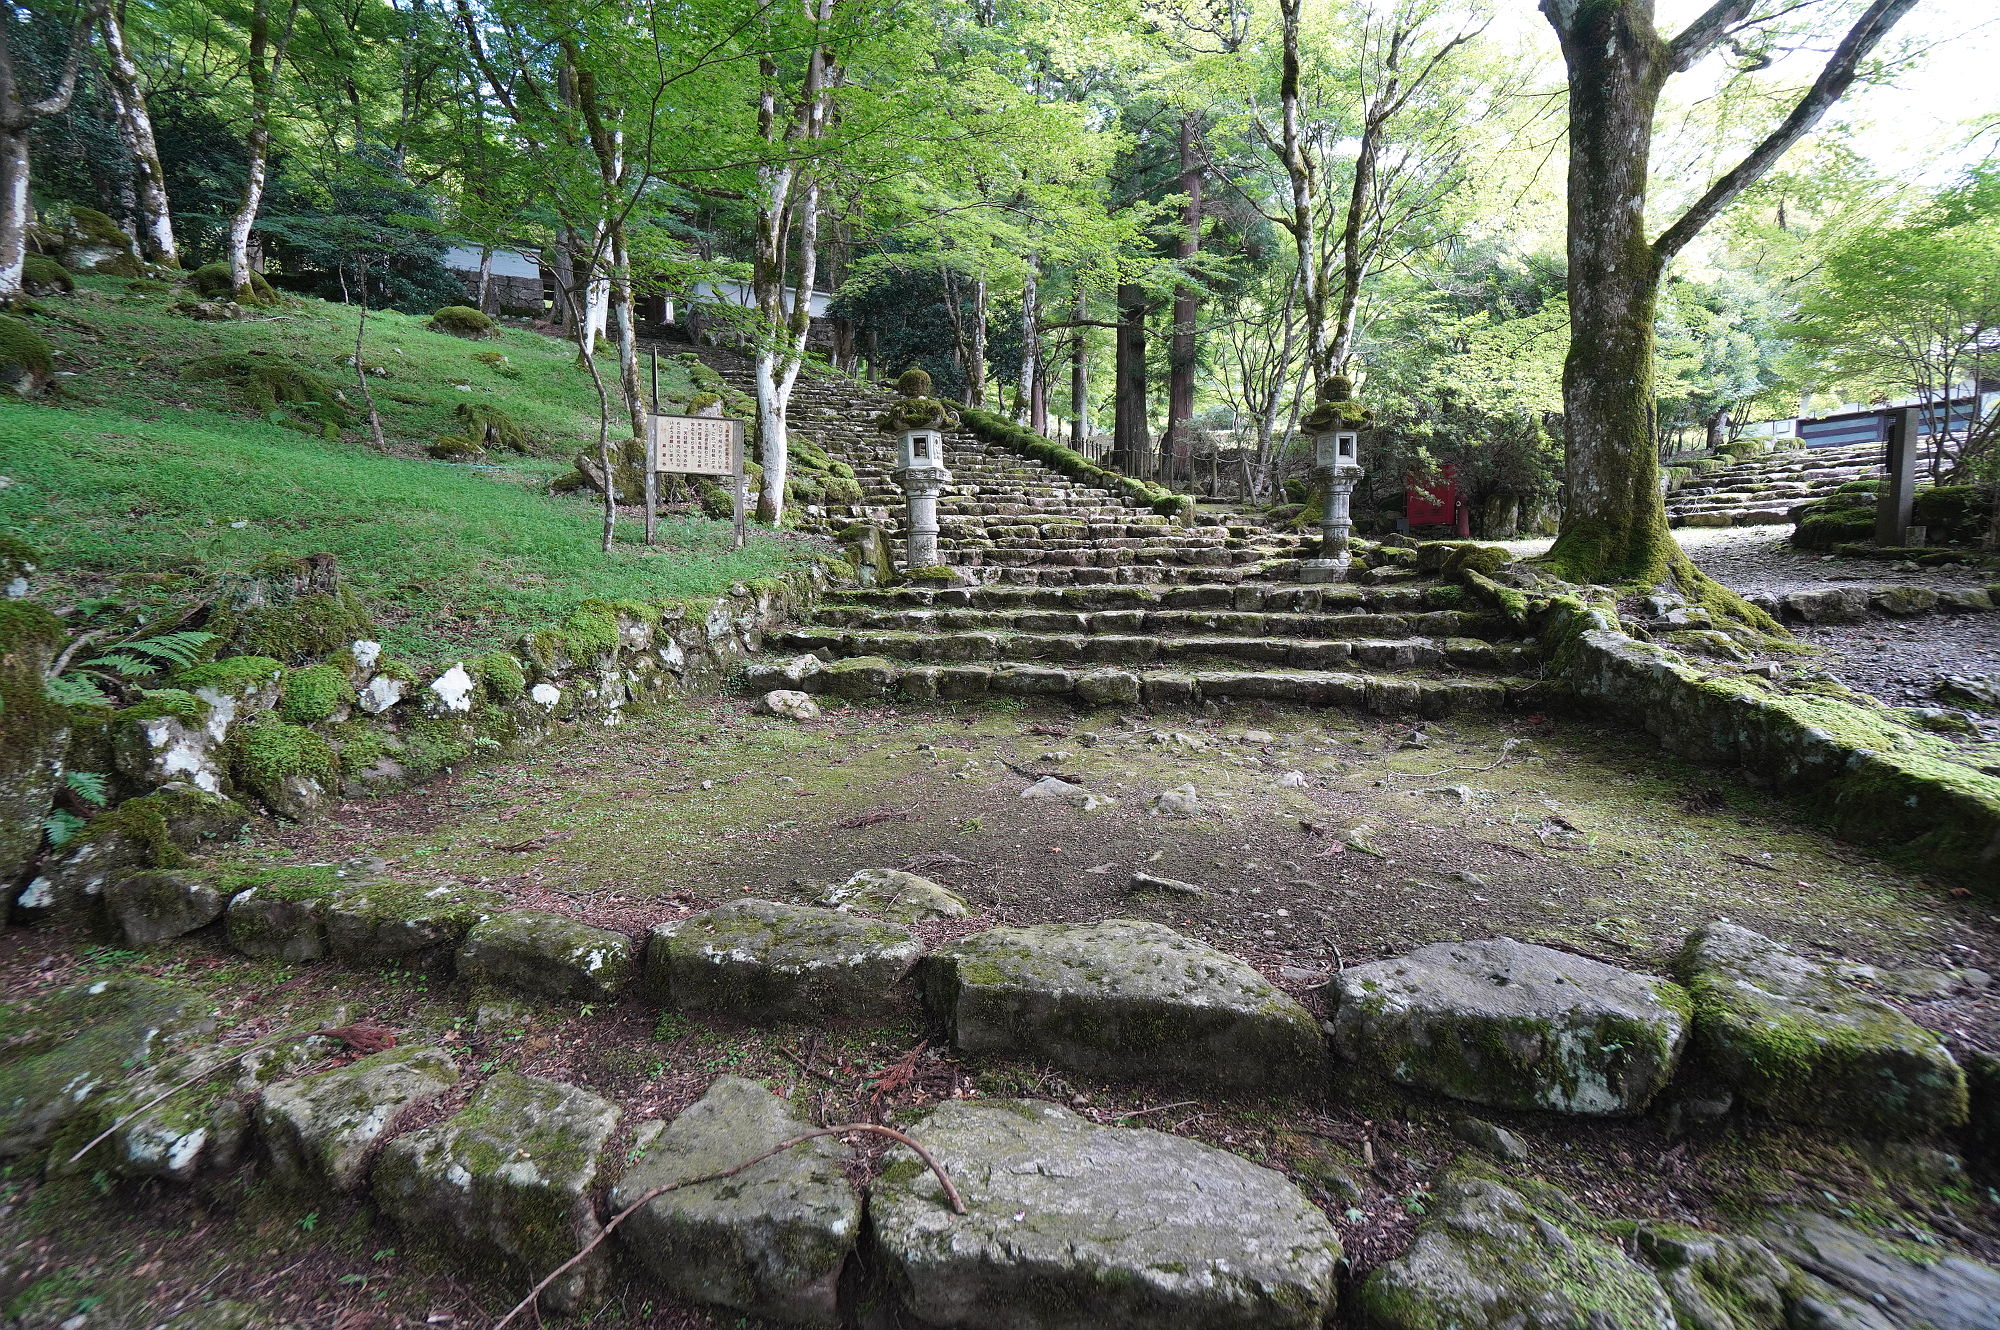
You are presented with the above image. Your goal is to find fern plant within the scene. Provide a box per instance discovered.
[45,629,217,707]
[43,771,110,850]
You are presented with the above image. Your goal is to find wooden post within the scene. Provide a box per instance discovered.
[644,349,660,546]
[1875,407,1918,547]
[731,421,747,551]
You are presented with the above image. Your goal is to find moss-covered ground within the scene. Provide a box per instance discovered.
[6,693,1999,1326]
[0,276,800,658]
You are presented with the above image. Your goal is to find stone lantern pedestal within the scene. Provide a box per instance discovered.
[1296,380,1370,584]
[876,367,961,575]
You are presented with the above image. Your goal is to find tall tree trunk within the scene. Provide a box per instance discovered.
[1019,257,1040,431]
[1543,5,1670,584]
[0,6,91,300]
[345,260,386,451]
[228,0,295,303]
[610,228,645,444]
[1275,0,1327,402]
[1112,282,1149,476]
[1167,113,1203,483]
[476,245,494,313]
[967,277,988,406]
[1069,286,1089,451]
[1540,0,1915,588]
[97,1,176,267]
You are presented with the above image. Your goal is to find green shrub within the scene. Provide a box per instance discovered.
[1912,484,1990,545]
[183,353,351,437]
[22,255,73,296]
[187,261,276,304]
[428,305,498,339]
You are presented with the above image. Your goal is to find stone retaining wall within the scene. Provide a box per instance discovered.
[8,556,853,919]
[1556,613,2000,888]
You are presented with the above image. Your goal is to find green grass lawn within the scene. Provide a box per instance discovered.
[1,278,797,660]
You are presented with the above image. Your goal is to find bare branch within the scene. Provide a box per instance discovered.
[1652,0,1917,268]
[1668,0,1759,71]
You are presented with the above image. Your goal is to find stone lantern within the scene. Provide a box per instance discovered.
[878,366,958,572]
[1299,375,1371,580]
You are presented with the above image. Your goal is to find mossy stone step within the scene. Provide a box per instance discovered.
[923,919,1326,1095]
[870,1098,1342,1330]
[826,579,1466,614]
[811,605,1503,640]
[776,627,1527,673]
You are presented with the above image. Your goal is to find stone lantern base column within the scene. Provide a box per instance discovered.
[895,466,949,570]
[1299,470,1359,583]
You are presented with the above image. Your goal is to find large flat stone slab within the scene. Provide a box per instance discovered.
[923,919,1323,1095]
[869,1098,1341,1330]
[1331,938,1690,1114]
[455,909,636,1001]
[1357,1162,1675,1329]
[256,1045,458,1189]
[613,1076,858,1327]
[1681,923,1966,1136]
[374,1072,620,1314]
[1756,1209,2000,1330]
[645,899,920,1022]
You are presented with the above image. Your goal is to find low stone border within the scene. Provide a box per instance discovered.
[7,556,858,919]
[1553,609,2000,887]
[1752,582,1998,624]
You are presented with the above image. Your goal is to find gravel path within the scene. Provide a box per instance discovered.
[1492,527,2000,722]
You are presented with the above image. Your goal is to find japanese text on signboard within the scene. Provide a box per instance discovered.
[650,414,741,476]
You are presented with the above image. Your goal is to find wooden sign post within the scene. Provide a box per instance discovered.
[650,413,749,548]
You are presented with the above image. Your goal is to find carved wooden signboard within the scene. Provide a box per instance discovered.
[649,413,743,477]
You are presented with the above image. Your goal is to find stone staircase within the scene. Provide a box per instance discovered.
[1666,440,1942,529]
[668,345,1555,718]
[676,344,1317,582]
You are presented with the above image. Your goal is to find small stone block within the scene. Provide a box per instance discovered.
[925,919,1324,1095]
[455,910,637,1001]
[645,899,921,1022]
[614,1076,858,1327]
[374,1071,620,1313]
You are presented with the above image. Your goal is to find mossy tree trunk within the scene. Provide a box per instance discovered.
[1539,0,1917,590]
[97,1,178,268]
[227,0,298,303]
[0,2,91,303]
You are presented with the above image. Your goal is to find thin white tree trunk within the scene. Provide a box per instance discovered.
[98,3,176,267]
[0,131,28,298]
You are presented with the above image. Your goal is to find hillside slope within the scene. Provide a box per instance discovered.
[0,276,797,658]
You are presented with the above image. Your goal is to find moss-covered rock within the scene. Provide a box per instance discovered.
[0,313,55,396]
[1332,938,1689,1115]
[0,601,69,890]
[222,864,342,960]
[186,261,275,304]
[871,1098,1341,1330]
[819,866,969,923]
[14,783,247,923]
[38,205,138,274]
[102,867,231,945]
[1357,1162,1674,1329]
[645,898,921,1022]
[456,909,637,1001]
[925,919,1324,1096]
[426,304,499,339]
[323,878,505,965]
[1680,922,1967,1137]
[183,352,351,436]
[228,716,338,818]
[1911,484,1989,546]
[255,1045,460,1190]
[0,975,216,1163]
[375,1071,619,1314]
[277,661,349,724]
[614,1076,857,1326]
[1632,1224,1798,1330]
[22,254,73,296]
[202,553,376,664]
